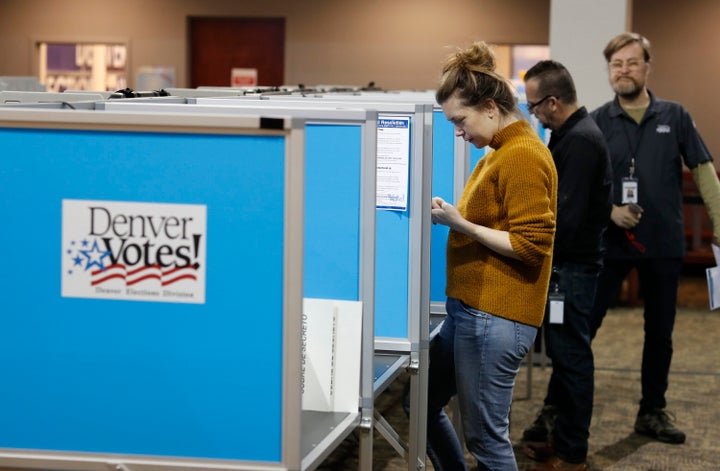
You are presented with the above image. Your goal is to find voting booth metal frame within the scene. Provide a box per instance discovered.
[91,100,386,471]
[93,95,435,471]
[188,95,435,471]
[0,106,377,471]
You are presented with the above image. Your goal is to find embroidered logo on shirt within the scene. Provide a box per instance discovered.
[656,124,671,134]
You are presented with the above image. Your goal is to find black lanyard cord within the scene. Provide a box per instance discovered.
[620,117,644,178]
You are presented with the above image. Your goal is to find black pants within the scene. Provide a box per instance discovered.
[543,263,598,463]
[589,257,683,413]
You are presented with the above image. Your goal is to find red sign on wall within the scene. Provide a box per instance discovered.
[231,68,258,87]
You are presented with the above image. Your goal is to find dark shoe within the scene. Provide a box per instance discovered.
[524,442,554,462]
[527,456,588,471]
[523,405,558,442]
[634,409,686,444]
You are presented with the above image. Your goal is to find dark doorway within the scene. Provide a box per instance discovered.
[188,17,285,88]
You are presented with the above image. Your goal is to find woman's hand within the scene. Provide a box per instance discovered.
[431,197,462,228]
[432,196,520,260]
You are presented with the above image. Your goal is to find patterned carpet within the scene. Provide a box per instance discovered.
[319,272,720,470]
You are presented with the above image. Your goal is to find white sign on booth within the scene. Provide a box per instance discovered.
[376,116,410,211]
[301,298,362,413]
[61,199,207,304]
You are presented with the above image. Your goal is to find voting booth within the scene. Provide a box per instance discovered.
[0,106,373,471]
[89,96,428,470]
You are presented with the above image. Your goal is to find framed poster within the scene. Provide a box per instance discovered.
[38,41,127,92]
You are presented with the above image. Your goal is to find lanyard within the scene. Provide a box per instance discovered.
[625,229,646,253]
[620,117,643,178]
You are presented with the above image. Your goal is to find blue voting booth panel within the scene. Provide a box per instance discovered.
[430,112,455,304]
[375,209,409,338]
[304,124,361,301]
[0,128,287,462]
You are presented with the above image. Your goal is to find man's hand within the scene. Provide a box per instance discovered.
[611,203,643,229]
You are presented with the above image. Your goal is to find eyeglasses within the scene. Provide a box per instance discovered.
[527,95,554,113]
[608,58,645,71]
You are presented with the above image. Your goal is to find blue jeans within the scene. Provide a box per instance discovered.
[543,263,598,463]
[427,297,537,471]
[589,258,682,413]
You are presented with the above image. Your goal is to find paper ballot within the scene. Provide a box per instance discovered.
[706,244,720,310]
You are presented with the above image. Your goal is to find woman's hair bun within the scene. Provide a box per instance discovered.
[444,41,497,76]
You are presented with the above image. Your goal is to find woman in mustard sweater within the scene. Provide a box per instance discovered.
[427,41,558,471]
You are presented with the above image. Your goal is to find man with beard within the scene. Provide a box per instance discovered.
[520,60,612,471]
[589,32,720,445]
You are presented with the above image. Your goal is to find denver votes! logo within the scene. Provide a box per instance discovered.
[61,199,207,304]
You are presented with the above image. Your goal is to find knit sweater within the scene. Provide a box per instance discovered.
[445,120,557,327]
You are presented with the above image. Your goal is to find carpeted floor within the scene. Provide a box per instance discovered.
[319,270,720,470]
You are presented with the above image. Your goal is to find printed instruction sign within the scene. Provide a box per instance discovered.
[376,116,410,211]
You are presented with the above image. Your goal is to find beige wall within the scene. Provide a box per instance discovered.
[632,0,720,168]
[0,0,549,90]
[1,0,718,158]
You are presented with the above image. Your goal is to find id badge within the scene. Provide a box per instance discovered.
[547,292,565,324]
[622,177,638,204]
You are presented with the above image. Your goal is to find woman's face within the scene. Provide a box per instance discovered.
[441,93,495,149]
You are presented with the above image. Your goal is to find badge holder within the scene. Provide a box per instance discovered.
[622,158,639,204]
[622,177,638,204]
[548,292,564,324]
[547,274,564,324]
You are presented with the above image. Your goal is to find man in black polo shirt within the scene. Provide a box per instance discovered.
[521,60,612,471]
[589,32,720,445]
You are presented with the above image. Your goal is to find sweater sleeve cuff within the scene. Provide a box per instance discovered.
[691,162,720,236]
